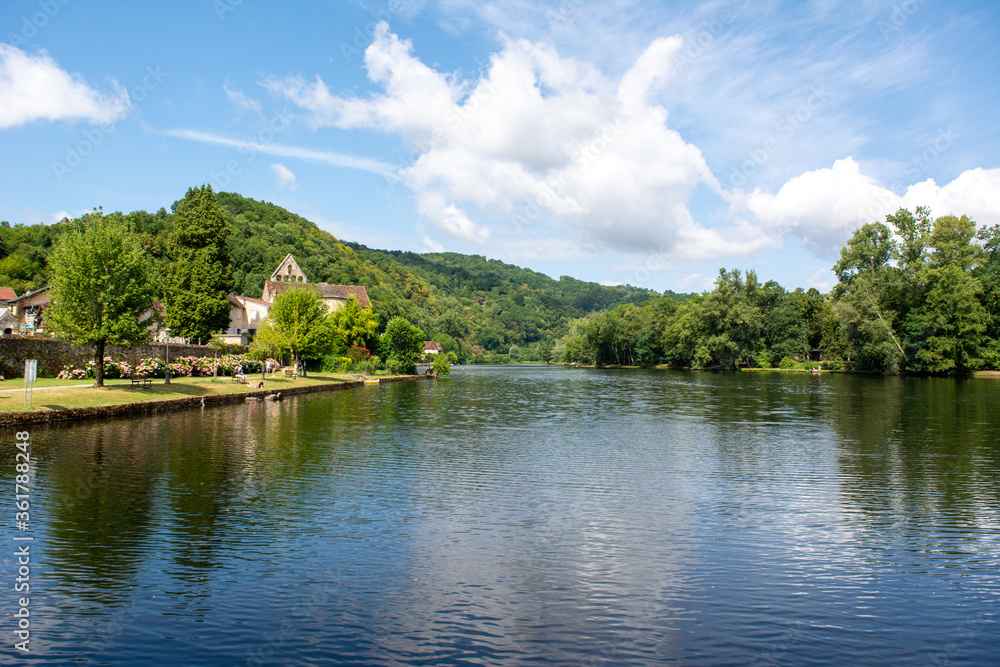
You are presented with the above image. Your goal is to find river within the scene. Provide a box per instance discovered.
[3,366,999,665]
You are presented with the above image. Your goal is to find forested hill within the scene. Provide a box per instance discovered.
[0,190,666,352]
[217,193,664,350]
[342,245,669,348]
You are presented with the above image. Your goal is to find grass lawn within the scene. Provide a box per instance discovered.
[0,372,359,413]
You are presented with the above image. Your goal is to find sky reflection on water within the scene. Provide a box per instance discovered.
[2,366,998,665]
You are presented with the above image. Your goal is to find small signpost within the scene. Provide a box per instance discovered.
[164,328,171,385]
[24,359,37,409]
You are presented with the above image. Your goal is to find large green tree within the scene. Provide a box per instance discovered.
[701,269,765,369]
[975,224,1000,368]
[162,185,232,342]
[832,222,907,373]
[46,211,156,386]
[381,316,425,374]
[256,286,334,370]
[661,296,709,368]
[329,296,380,354]
[908,215,986,375]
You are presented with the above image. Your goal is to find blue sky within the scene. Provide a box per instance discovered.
[2,0,998,294]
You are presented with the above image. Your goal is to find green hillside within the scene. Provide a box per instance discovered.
[0,190,669,356]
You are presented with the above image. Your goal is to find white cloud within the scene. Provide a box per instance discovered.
[415,191,489,243]
[265,22,728,254]
[256,20,1000,268]
[806,268,835,292]
[900,168,1000,226]
[747,158,1000,256]
[600,279,623,286]
[422,234,445,252]
[677,272,715,292]
[747,158,901,256]
[224,80,262,115]
[0,44,129,129]
[270,163,298,189]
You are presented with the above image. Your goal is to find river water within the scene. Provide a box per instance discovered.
[3,366,999,665]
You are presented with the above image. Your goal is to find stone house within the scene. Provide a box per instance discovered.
[218,254,371,343]
[6,286,50,335]
[260,254,370,311]
[222,294,272,345]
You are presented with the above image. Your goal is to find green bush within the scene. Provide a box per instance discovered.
[779,356,797,370]
[432,354,451,375]
[754,349,773,368]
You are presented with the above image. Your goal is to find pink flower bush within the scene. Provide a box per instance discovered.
[56,354,271,379]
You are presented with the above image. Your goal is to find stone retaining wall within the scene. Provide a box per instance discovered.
[0,337,226,379]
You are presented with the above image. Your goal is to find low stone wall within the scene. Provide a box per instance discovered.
[0,337,227,379]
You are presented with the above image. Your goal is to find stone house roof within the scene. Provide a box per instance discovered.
[262,280,371,308]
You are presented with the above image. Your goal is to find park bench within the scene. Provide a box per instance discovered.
[129,374,151,388]
[283,368,297,379]
[232,372,247,384]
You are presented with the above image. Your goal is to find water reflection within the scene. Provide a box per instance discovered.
[3,367,998,665]
[830,376,1000,563]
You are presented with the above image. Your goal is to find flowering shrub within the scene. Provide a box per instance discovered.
[57,366,90,380]
[56,354,274,379]
[346,345,371,362]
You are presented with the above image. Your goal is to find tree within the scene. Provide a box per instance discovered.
[908,215,986,375]
[381,316,425,374]
[329,295,380,354]
[832,222,906,373]
[975,224,1000,368]
[162,185,232,342]
[887,206,932,275]
[788,287,827,350]
[431,353,452,375]
[256,286,334,371]
[46,211,155,386]
[834,222,896,282]
[661,297,709,368]
[758,281,807,367]
[700,269,765,369]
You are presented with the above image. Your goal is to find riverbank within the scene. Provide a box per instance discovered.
[0,372,430,427]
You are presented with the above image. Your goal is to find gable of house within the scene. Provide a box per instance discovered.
[269,253,307,284]
[260,255,370,310]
